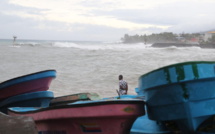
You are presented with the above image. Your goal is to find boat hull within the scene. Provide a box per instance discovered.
[130,115,171,134]
[0,91,54,114]
[103,94,171,134]
[0,70,56,100]
[138,61,215,133]
[9,100,145,134]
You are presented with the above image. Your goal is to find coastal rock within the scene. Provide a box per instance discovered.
[152,43,199,48]
[152,43,215,48]
[0,112,37,134]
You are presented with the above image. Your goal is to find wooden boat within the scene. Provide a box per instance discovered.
[50,92,100,106]
[8,99,145,134]
[138,61,215,133]
[0,91,54,114]
[0,70,56,100]
[0,112,37,134]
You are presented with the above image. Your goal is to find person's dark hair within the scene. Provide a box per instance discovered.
[119,75,123,80]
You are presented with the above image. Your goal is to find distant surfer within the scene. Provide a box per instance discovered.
[118,75,128,95]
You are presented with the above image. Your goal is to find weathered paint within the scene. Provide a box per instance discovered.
[176,65,185,81]
[180,83,189,100]
[80,123,102,133]
[192,63,199,79]
[138,61,215,133]
[123,106,135,113]
[164,68,171,84]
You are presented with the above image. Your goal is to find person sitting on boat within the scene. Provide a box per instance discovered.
[119,75,128,95]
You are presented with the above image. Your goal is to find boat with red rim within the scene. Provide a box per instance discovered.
[0,70,56,100]
[8,99,145,134]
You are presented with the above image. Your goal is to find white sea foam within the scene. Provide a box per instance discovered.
[9,45,21,48]
[52,41,152,50]
[52,42,79,48]
[1,39,215,98]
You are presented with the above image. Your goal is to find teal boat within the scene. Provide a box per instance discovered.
[138,61,215,133]
[0,91,54,114]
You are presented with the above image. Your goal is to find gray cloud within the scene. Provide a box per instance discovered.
[89,1,215,27]
[1,0,215,41]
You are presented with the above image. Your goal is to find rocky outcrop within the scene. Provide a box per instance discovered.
[152,43,200,48]
[152,43,215,48]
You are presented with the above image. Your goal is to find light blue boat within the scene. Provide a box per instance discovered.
[129,89,171,134]
[130,114,171,134]
[0,91,54,113]
[138,61,215,133]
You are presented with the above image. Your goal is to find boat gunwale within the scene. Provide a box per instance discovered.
[52,92,91,99]
[50,99,90,106]
[143,77,215,92]
[8,100,145,114]
[50,92,100,104]
[0,70,56,89]
[0,91,54,107]
[138,61,215,80]
[130,128,171,134]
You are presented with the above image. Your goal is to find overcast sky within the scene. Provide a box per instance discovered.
[1,0,215,41]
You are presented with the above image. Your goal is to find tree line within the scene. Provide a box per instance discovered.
[121,32,215,44]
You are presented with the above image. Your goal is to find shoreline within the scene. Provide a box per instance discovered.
[151,43,215,48]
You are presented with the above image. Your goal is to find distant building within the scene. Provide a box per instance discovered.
[176,35,199,44]
[204,31,215,41]
[188,37,199,44]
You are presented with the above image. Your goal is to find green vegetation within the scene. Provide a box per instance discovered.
[121,32,215,45]
[121,32,178,44]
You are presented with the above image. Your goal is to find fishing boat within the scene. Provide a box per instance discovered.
[0,91,54,114]
[50,92,100,106]
[0,70,56,100]
[138,61,215,133]
[8,99,145,134]
[0,112,37,134]
[50,92,170,133]
[103,92,171,134]
[130,114,171,134]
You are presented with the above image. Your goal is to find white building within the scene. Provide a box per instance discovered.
[204,31,215,41]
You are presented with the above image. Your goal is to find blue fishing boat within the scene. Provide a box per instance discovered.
[0,91,54,114]
[139,61,215,133]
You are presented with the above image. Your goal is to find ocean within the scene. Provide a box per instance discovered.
[1,39,215,98]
